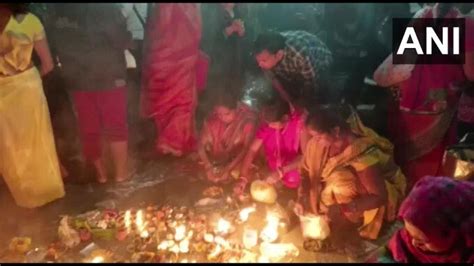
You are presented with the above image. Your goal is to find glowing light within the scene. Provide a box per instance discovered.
[140,230,149,238]
[170,244,180,254]
[260,243,300,261]
[242,228,258,249]
[239,206,256,222]
[124,210,131,234]
[216,218,231,235]
[204,233,214,243]
[91,256,104,263]
[157,241,168,251]
[179,239,190,253]
[260,213,280,243]
[208,244,222,258]
[175,225,186,241]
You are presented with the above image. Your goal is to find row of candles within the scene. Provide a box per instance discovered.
[90,205,286,263]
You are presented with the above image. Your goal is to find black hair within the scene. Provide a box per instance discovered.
[305,106,350,134]
[214,92,238,110]
[5,3,29,15]
[260,97,290,123]
[254,30,286,55]
[438,3,454,18]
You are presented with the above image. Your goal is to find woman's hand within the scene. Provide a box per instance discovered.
[265,171,280,185]
[224,25,234,37]
[224,19,245,37]
[233,19,245,37]
[205,168,218,183]
[293,202,304,216]
[233,177,248,195]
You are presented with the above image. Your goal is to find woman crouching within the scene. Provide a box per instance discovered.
[296,106,406,241]
[198,94,257,183]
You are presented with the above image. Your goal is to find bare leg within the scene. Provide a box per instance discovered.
[93,158,108,183]
[110,140,129,182]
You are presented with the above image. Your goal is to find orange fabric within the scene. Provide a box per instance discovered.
[141,4,202,154]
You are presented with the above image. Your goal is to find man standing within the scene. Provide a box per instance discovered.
[254,30,332,109]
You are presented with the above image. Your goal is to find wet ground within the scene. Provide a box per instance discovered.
[0,74,397,262]
[0,148,401,263]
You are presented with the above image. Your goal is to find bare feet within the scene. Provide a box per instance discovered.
[115,175,129,183]
[93,158,108,184]
[158,144,183,157]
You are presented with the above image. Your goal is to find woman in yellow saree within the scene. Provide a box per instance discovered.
[296,106,406,240]
[0,4,65,208]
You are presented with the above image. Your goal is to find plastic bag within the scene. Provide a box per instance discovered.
[58,216,81,248]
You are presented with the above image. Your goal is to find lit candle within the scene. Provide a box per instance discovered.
[91,256,104,263]
[239,206,256,222]
[124,210,131,234]
[175,225,186,241]
[179,239,190,253]
[136,210,144,233]
[213,236,231,250]
[215,218,231,235]
[157,241,168,251]
[260,213,279,243]
[140,230,149,239]
[242,228,258,249]
[204,233,214,243]
[208,244,222,259]
[170,244,180,254]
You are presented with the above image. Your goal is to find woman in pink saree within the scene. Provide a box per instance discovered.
[141,4,202,156]
[373,3,474,188]
[234,98,308,197]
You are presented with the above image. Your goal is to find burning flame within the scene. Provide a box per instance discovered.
[124,210,131,233]
[157,241,168,251]
[242,228,258,249]
[260,243,300,261]
[214,236,230,249]
[179,239,190,253]
[170,244,180,254]
[257,256,270,263]
[175,225,186,241]
[140,230,149,238]
[239,206,256,222]
[91,256,104,263]
[216,218,231,235]
[260,213,279,243]
[209,244,222,258]
[204,233,214,243]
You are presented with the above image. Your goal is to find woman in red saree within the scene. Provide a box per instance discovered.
[370,176,474,263]
[373,3,474,188]
[141,4,202,156]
